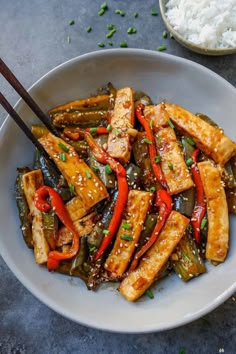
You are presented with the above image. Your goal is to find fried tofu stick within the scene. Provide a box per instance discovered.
[165,103,236,165]
[119,211,189,301]
[198,161,229,262]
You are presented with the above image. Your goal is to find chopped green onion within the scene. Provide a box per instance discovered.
[150,10,158,16]
[100,2,108,10]
[98,42,105,48]
[162,31,168,38]
[168,163,174,170]
[120,41,128,48]
[115,9,125,16]
[187,224,192,232]
[107,24,115,30]
[108,41,113,46]
[179,347,186,354]
[178,140,183,148]
[121,235,133,241]
[170,33,174,39]
[157,45,167,51]
[200,217,207,230]
[143,138,152,145]
[67,36,71,44]
[58,142,69,152]
[90,127,98,133]
[107,124,112,132]
[175,129,181,136]
[69,20,75,26]
[86,26,92,33]
[149,187,156,192]
[106,29,116,38]
[89,245,97,253]
[121,223,131,230]
[134,12,139,18]
[182,251,191,263]
[69,183,75,195]
[154,155,161,163]
[103,229,110,235]
[85,170,92,179]
[114,129,121,136]
[167,119,175,129]
[98,8,105,16]
[59,153,66,162]
[105,164,113,174]
[149,120,153,128]
[92,166,99,173]
[186,137,195,146]
[202,316,210,324]
[146,289,154,299]
[127,27,137,34]
[186,158,193,167]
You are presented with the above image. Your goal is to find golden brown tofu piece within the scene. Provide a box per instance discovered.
[144,103,169,130]
[157,127,193,194]
[198,161,229,262]
[144,104,193,195]
[119,211,189,301]
[165,103,236,165]
[65,196,89,223]
[39,133,109,211]
[22,170,50,264]
[57,212,98,247]
[105,190,153,277]
[107,87,134,164]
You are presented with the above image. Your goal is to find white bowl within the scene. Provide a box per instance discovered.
[159,0,236,56]
[1,49,236,333]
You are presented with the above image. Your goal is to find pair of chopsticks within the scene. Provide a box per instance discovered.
[0,58,59,158]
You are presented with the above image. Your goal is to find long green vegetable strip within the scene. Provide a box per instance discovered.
[15,168,33,249]
[172,231,206,282]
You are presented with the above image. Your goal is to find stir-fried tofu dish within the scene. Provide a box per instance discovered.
[15,84,236,302]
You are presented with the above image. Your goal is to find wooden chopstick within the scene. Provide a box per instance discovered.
[0,58,59,137]
[0,91,50,159]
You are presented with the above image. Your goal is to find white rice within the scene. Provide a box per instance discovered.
[165,0,236,48]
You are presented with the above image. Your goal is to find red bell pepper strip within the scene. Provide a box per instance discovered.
[34,186,80,271]
[135,104,168,190]
[85,127,109,135]
[63,127,80,141]
[129,189,172,271]
[81,131,128,261]
[191,149,206,243]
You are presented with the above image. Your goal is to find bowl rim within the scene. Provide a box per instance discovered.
[159,0,236,56]
[1,48,236,333]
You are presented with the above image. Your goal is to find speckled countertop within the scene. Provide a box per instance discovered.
[1,1,236,353]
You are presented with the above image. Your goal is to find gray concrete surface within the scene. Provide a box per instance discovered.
[1,1,236,353]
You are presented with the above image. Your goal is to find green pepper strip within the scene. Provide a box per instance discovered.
[136,104,168,190]
[34,186,80,271]
[129,189,172,271]
[81,131,128,261]
[85,127,109,135]
[191,149,206,243]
